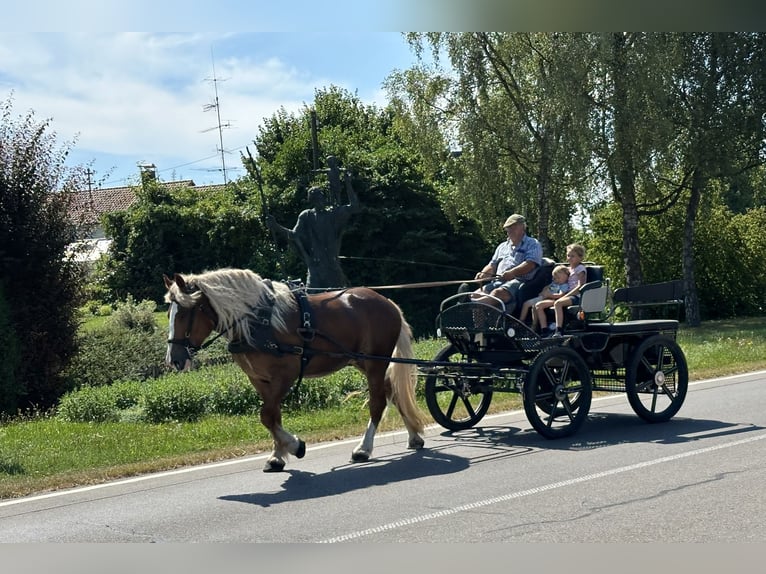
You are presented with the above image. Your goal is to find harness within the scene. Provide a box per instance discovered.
[226,280,317,388]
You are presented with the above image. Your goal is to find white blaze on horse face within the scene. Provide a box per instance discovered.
[165,302,179,366]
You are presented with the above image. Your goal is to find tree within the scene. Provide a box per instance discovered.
[669,33,766,325]
[247,86,487,335]
[390,33,594,256]
[392,32,766,325]
[585,33,687,294]
[0,96,86,413]
[102,178,273,303]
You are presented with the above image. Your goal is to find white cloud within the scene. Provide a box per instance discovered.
[1,32,416,186]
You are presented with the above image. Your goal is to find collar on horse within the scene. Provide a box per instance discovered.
[227,280,317,387]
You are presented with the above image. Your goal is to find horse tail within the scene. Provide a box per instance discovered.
[387,307,427,433]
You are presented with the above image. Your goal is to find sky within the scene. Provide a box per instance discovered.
[2,1,762,190]
[0,32,420,188]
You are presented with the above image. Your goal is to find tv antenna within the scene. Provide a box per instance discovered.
[202,50,233,184]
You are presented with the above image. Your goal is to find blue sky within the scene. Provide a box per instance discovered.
[2,2,761,189]
[0,31,420,188]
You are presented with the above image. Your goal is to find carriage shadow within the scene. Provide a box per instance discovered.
[219,448,471,508]
[441,411,765,453]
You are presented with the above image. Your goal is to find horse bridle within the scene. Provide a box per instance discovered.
[167,299,226,357]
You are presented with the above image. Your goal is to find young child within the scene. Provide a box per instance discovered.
[537,243,587,337]
[519,265,570,327]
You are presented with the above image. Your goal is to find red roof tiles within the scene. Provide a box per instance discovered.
[69,180,228,226]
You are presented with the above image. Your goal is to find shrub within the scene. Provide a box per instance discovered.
[0,97,86,413]
[206,371,261,416]
[56,380,145,423]
[108,296,157,332]
[283,372,363,412]
[53,362,369,424]
[64,326,168,388]
[142,376,209,423]
[111,380,145,409]
[57,385,119,423]
[0,284,22,413]
[81,300,103,315]
[97,304,113,317]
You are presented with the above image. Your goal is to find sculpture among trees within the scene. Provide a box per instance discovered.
[266,156,360,289]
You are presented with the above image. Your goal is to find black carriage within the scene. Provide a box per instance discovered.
[420,265,688,439]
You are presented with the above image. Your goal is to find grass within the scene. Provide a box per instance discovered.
[1,317,765,500]
[677,318,766,378]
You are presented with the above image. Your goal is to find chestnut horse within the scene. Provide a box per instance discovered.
[163,268,426,472]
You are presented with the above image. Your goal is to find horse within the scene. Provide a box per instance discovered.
[163,268,427,472]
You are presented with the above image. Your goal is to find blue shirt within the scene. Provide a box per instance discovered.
[489,234,543,281]
[548,280,569,295]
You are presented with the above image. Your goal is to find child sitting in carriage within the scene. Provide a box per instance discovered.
[536,243,588,337]
[518,264,570,328]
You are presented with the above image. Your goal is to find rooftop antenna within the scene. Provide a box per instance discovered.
[202,49,232,184]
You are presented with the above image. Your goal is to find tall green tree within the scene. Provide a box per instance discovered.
[391,33,594,256]
[669,33,766,325]
[587,33,686,293]
[247,86,487,335]
[0,96,86,413]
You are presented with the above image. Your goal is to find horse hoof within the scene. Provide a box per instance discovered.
[263,459,285,472]
[295,439,306,459]
[408,436,425,450]
[351,451,370,463]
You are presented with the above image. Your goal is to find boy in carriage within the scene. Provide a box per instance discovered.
[518,264,570,328]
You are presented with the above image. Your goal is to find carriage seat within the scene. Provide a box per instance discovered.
[571,279,684,339]
[536,264,609,331]
[611,280,684,316]
[567,265,608,320]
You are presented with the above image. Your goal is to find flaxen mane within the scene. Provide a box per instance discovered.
[164,268,297,347]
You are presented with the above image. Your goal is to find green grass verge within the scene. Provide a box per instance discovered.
[2,318,765,500]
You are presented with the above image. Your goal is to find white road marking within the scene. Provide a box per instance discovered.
[318,430,766,543]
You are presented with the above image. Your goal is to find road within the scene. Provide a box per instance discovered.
[1,371,765,542]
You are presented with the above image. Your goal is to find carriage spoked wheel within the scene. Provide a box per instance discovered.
[625,334,688,423]
[424,344,493,431]
[522,346,592,439]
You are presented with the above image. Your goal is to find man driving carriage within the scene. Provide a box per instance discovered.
[464,213,544,315]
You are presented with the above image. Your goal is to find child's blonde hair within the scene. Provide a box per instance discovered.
[552,264,570,281]
[566,243,586,259]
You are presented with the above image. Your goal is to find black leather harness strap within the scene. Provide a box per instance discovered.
[226,283,317,391]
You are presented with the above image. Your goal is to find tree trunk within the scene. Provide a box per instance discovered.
[611,33,644,290]
[536,131,554,256]
[683,173,702,327]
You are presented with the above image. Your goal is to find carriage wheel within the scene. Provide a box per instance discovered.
[424,344,493,431]
[523,346,592,439]
[626,335,688,423]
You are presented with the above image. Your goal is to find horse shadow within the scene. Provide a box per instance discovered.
[220,421,553,508]
[219,448,472,507]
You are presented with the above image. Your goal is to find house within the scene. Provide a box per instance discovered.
[67,169,229,262]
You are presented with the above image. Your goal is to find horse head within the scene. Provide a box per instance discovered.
[163,273,218,372]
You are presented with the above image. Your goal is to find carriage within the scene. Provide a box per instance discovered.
[420,264,688,439]
[164,264,688,471]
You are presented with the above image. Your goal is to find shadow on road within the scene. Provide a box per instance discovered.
[440,412,765,453]
[219,447,471,507]
[220,414,763,507]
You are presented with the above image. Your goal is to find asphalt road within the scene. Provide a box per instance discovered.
[1,370,765,542]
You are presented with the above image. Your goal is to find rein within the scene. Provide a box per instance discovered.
[361,277,489,290]
[169,275,494,371]
[304,277,494,292]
